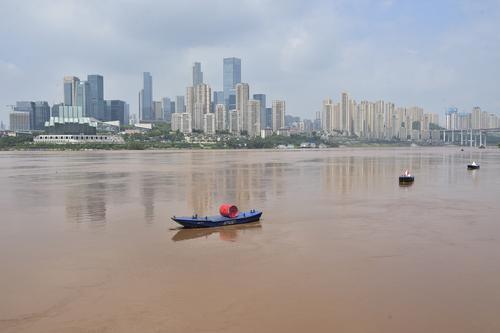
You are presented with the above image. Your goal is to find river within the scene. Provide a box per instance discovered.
[0,148,499,332]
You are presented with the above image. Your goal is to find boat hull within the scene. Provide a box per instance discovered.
[467,165,480,170]
[172,211,262,228]
[399,176,414,184]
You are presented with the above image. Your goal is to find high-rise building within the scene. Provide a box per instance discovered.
[153,101,163,121]
[228,110,239,135]
[247,99,261,137]
[172,112,192,133]
[105,100,129,126]
[212,91,224,114]
[471,107,481,129]
[187,84,211,130]
[272,100,285,132]
[76,81,91,117]
[9,111,31,132]
[203,113,215,135]
[162,97,173,122]
[88,74,104,120]
[214,104,226,131]
[51,103,63,117]
[213,91,224,105]
[63,76,80,106]
[445,107,458,130]
[175,96,185,114]
[140,72,153,121]
[13,101,35,130]
[33,101,50,130]
[253,94,266,129]
[265,107,273,129]
[223,57,241,110]
[192,62,203,86]
[341,92,349,133]
[236,83,249,133]
[322,98,333,132]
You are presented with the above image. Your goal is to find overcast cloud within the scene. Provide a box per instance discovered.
[1,0,500,124]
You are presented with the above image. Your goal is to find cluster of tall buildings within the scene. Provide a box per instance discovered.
[140,57,286,136]
[61,75,129,125]
[445,107,499,130]
[9,74,129,132]
[319,92,440,140]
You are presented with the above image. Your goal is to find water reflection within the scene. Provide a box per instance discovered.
[171,222,262,242]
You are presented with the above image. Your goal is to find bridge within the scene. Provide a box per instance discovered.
[440,128,500,147]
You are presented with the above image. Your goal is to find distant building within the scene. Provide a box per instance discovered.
[192,62,203,86]
[223,57,241,110]
[88,74,105,120]
[153,101,163,121]
[34,134,124,144]
[246,99,261,137]
[63,76,80,106]
[9,111,30,132]
[51,103,63,117]
[272,100,285,132]
[187,84,211,130]
[236,83,249,132]
[33,101,51,130]
[139,72,153,121]
[175,96,185,113]
[105,100,129,126]
[215,104,226,131]
[203,113,215,135]
[13,101,34,130]
[162,97,173,122]
[171,112,192,134]
[253,94,266,129]
[260,128,273,138]
[265,107,273,129]
[228,109,239,135]
[213,91,224,106]
[76,81,91,116]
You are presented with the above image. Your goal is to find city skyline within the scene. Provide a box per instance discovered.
[1,1,500,125]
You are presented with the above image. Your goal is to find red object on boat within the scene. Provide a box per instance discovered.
[219,204,239,218]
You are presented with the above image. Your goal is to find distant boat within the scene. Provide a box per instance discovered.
[399,169,414,184]
[479,145,486,149]
[172,204,262,228]
[467,161,480,170]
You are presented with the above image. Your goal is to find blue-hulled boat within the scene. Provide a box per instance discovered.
[172,210,262,228]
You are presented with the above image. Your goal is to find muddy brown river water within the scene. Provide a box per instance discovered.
[0,148,499,332]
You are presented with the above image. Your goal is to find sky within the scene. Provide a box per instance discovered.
[1,0,500,125]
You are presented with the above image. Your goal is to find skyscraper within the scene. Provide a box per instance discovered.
[236,83,249,133]
[63,76,80,106]
[187,84,211,130]
[76,81,91,117]
[88,74,105,120]
[162,97,173,122]
[13,101,35,130]
[341,92,349,133]
[272,100,285,132]
[247,99,261,137]
[192,62,203,86]
[175,96,185,114]
[215,104,226,131]
[33,101,50,130]
[9,111,30,132]
[253,94,266,128]
[105,100,129,126]
[140,72,153,121]
[223,57,241,110]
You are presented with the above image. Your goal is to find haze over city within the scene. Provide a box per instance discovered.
[1,0,500,125]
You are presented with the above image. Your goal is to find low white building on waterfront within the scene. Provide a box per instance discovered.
[34,134,125,144]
